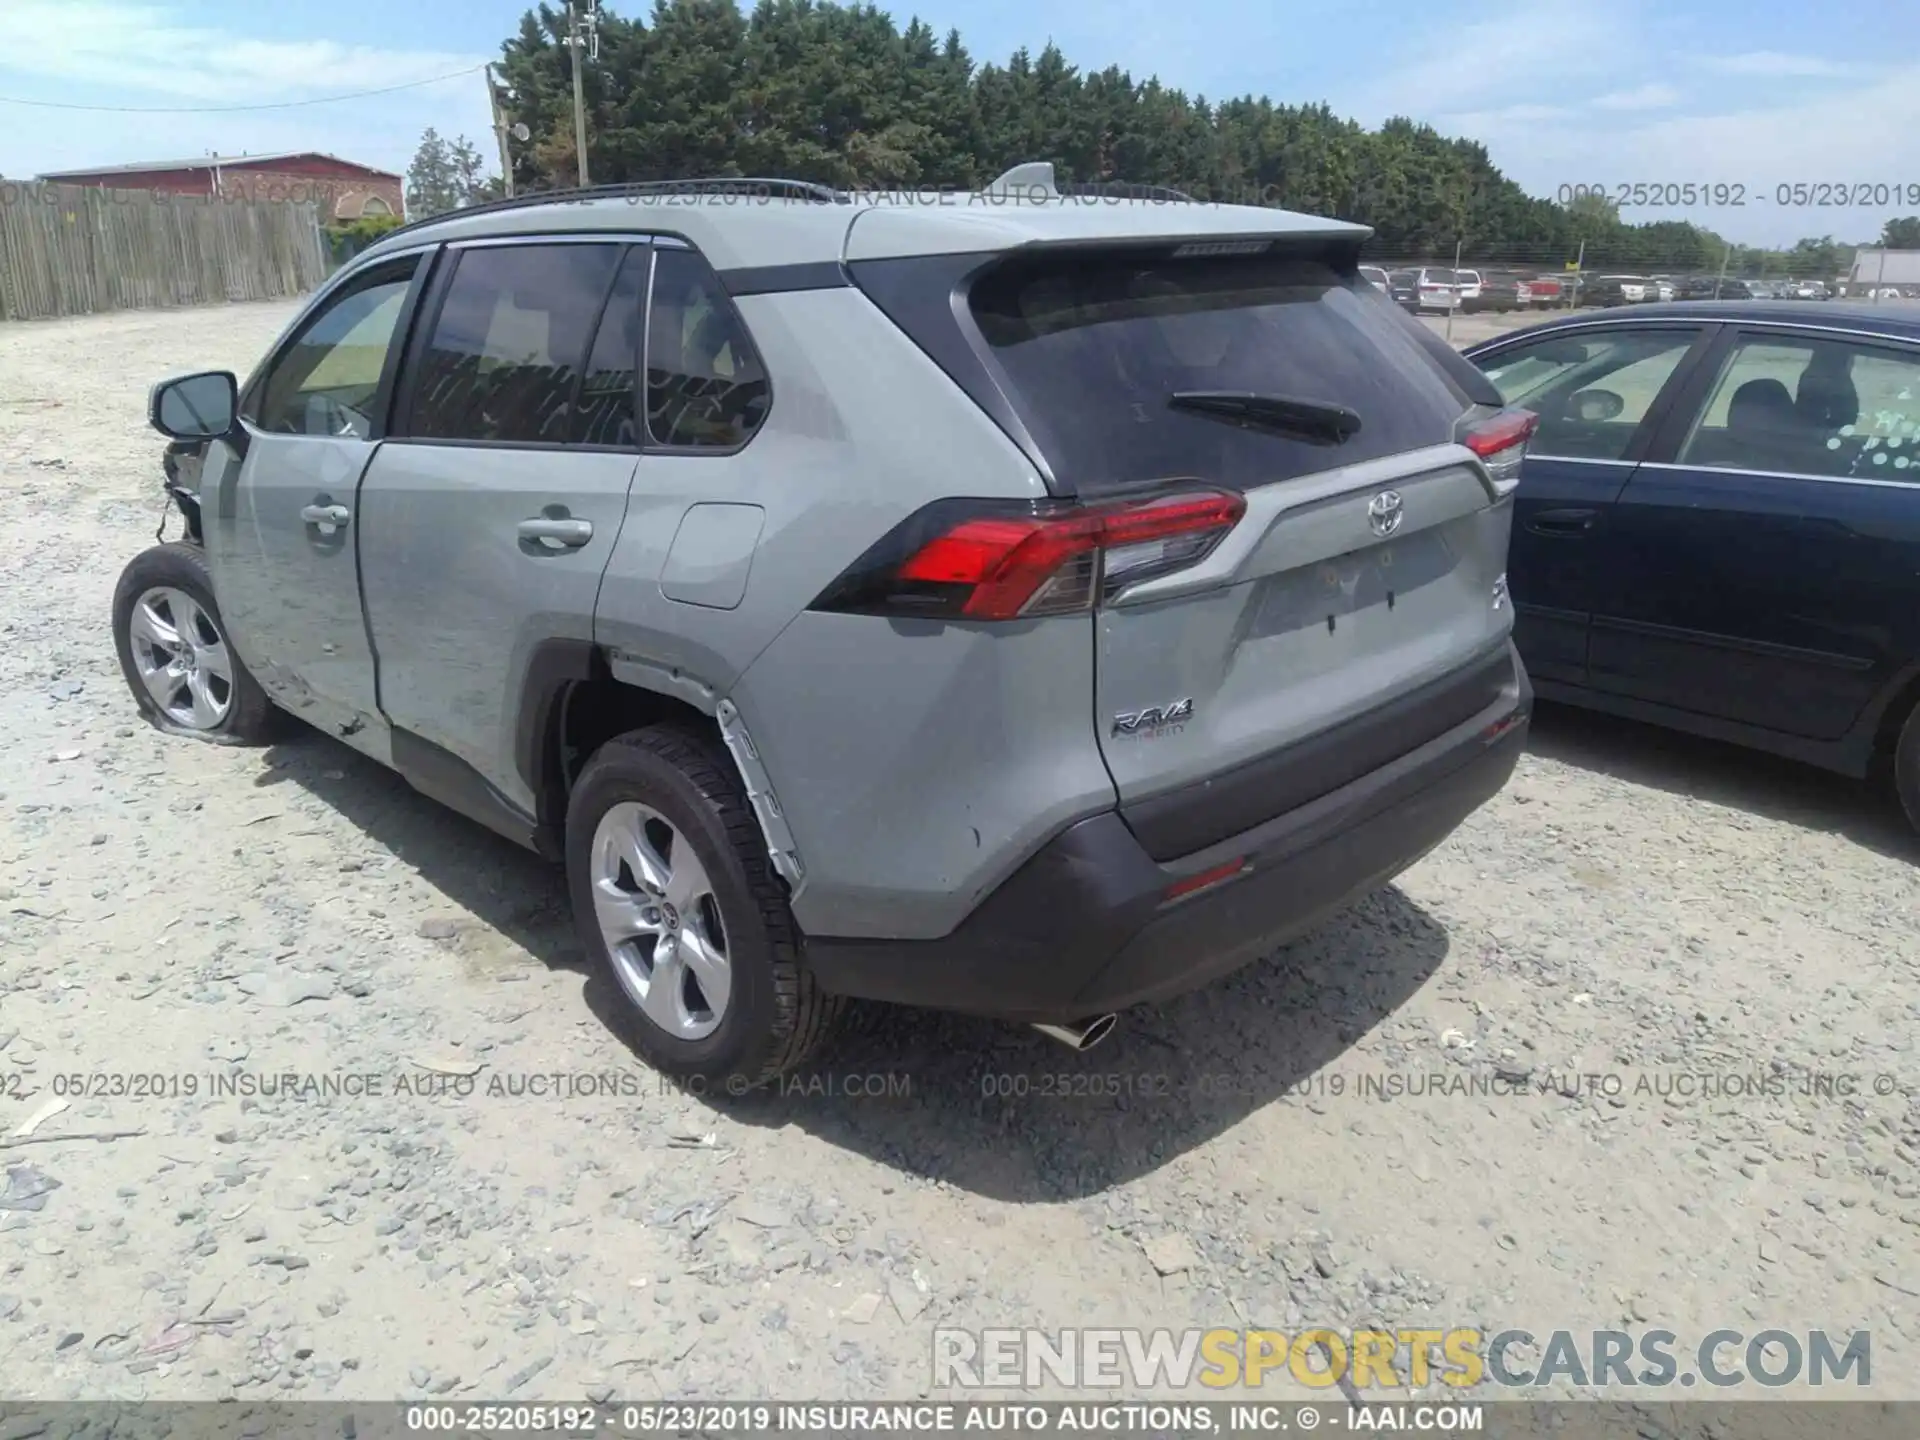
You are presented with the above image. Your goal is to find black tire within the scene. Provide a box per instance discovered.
[565,725,843,1087]
[111,542,278,745]
[1895,701,1920,836]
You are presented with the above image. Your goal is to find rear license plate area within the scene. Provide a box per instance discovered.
[1249,529,1456,640]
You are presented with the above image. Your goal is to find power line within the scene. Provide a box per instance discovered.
[0,64,487,114]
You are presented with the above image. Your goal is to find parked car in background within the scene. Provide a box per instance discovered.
[1387,269,1420,310]
[1787,279,1831,300]
[1464,300,1920,833]
[1359,264,1393,295]
[1523,274,1572,307]
[1465,271,1534,312]
[1455,269,1484,305]
[1650,276,1677,302]
[1676,275,1753,300]
[1745,280,1782,299]
[1393,265,1464,311]
[119,169,1537,1083]
[1583,275,1653,306]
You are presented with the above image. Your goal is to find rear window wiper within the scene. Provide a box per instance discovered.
[1167,390,1362,445]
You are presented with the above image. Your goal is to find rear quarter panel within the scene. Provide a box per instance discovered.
[595,283,1121,940]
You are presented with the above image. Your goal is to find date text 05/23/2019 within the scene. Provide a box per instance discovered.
[1557,181,1920,209]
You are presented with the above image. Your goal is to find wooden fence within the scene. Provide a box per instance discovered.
[0,182,328,322]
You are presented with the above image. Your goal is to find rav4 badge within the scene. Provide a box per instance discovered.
[1112,697,1195,737]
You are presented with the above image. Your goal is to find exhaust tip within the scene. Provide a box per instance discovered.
[1031,1014,1118,1052]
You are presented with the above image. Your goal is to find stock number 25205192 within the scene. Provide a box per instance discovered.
[1559,181,1920,209]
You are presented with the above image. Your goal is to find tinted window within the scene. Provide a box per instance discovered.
[1479,329,1696,461]
[967,251,1471,494]
[1678,334,1920,481]
[572,247,648,447]
[645,248,770,449]
[254,258,417,437]
[408,243,622,444]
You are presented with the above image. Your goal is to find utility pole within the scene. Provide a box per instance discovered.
[1572,238,1586,309]
[567,0,598,188]
[1445,236,1462,343]
[485,64,515,199]
[1714,241,1731,299]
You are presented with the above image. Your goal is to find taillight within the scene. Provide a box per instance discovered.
[1461,409,1537,495]
[811,488,1246,620]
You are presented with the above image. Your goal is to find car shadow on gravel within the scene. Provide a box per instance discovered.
[255,726,1453,1201]
[701,886,1452,1201]
[253,729,584,971]
[1525,701,1920,863]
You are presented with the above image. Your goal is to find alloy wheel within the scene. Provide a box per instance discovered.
[589,801,733,1040]
[127,585,234,731]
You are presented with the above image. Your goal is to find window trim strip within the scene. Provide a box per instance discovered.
[717,260,850,297]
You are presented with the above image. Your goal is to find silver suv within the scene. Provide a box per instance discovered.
[117,167,1534,1085]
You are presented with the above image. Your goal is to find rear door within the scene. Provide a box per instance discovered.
[1469,323,1712,684]
[1585,326,1920,738]
[357,237,646,817]
[961,246,1511,832]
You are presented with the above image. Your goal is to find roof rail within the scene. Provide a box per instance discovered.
[1058,179,1198,203]
[381,176,850,241]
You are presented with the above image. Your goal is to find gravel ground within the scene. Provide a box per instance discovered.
[2,299,1918,1408]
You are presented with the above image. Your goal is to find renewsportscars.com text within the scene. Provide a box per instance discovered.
[933,1327,1871,1390]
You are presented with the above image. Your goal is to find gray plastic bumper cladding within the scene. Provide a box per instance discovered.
[801,642,1532,1021]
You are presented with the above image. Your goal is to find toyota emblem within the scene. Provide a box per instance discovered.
[1367,490,1405,537]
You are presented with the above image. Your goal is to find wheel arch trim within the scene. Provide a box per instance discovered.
[514,638,805,893]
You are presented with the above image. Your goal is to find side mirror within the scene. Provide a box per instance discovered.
[149,371,238,441]
[1568,388,1625,422]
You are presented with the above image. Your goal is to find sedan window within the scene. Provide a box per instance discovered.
[1678,335,1920,481]
[1477,329,1698,461]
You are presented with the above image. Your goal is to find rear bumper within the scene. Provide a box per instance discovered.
[803,642,1531,1022]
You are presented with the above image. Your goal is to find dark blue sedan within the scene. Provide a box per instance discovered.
[1463,301,1920,832]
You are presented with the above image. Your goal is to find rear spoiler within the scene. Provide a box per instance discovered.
[1390,306,1504,409]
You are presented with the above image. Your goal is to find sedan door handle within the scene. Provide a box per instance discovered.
[301,503,350,527]
[518,516,594,548]
[1526,507,1598,537]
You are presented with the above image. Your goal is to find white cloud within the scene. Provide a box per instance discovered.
[1346,0,1919,246]
[1592,83,1681,111]
[1442,104,1578,130]
[1345,0,1625,125]
[1703,51,1863,78]
[1452,62,1920,245]
[0,2,494,186]
[0,1,487,103]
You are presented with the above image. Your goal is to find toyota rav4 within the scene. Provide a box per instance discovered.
[118,166,1534,1085]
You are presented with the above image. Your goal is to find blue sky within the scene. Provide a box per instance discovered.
[0,0,1914,248]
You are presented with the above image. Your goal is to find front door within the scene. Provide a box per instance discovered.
[358,238,648,816]
[1473,324,1709,685]
[202,252,429,749]
[1588,328,1920,738]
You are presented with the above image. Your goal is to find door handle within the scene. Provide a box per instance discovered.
[301,502,350,527]
[1526,507,1598,536]
[518,516,594,548]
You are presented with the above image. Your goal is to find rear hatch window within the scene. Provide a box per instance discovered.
[966,249,1472,495]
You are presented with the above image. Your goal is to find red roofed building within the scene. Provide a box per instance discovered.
[36,151,403,222]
